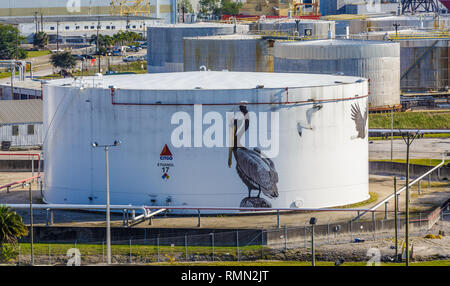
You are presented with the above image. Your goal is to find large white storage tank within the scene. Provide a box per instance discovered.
[43,72,369,212]
[274,39,400,108]
[147,24,249,73]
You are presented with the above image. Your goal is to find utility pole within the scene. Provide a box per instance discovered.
[391,106,394,161]
[56,21,60,52]
[401,131,419,266]
[97,17,101,73]
[393,23,400,38]
[394,176,398,261]
[28,183,34,266]
[34,12,38,35]
[41,13,44,32]
[309,217,317,266]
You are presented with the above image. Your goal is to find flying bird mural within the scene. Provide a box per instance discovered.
[228,106,279,208]
[351,102,368,139]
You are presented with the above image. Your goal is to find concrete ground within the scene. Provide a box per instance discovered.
[0,172,448,229]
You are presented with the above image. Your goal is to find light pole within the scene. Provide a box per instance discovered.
[92,140,121,265]
[400,131,419,266]
[310,217,317,266]
[394,176,398,261]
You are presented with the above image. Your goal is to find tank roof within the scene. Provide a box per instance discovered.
[46,71,364,90]
[276,39,397,47]
[184,34,261,40]
[148,23,242,29]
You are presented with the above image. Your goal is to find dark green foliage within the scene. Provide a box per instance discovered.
[33,32,49,49]
[50,51,77,71]
[0,205,27,262]
[0,24,28,59]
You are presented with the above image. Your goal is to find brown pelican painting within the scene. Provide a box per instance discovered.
[351,102,368,139]
[228,106,279,208]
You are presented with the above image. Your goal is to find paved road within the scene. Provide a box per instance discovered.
[0,48,147,84]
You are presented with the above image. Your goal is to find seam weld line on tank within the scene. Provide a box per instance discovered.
[110,88,368,106]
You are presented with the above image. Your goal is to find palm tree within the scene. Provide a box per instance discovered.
[0,205,28,247]
[0,205,28,262]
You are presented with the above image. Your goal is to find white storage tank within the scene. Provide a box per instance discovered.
[43,72,369,212]
[274,39,400,108]
[183,34,273,72]
[147,23,249,73]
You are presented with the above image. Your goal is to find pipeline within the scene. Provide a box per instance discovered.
[110,87,369,107]
[353,150,449,222]
[0,175,40,192]
[5,203,403,214]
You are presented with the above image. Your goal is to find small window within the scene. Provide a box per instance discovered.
[65,26,70,30]
[20,94,28,100]
[132,25,136,29]
[50,26,55,30]
[12,125,19,136]
[111,26,115,30]
[84,26,89,30]
[75,26,80,30]
[27,125,34,135]
[91,26,95,29]
[106,26,110,29]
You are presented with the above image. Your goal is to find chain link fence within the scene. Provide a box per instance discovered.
[10,202,449,266]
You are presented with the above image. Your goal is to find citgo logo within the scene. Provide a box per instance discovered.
[160,144,173,160]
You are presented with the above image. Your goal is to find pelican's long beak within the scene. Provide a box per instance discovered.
[228,124,236,168]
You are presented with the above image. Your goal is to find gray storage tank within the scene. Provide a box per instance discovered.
[183,34,273,72]
[147,23,249,73]
[274,39,400,108]
[251,19,335,39]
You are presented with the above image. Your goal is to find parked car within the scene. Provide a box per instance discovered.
[81,54,94,60]
[72,54,85,61]
[123,55,139,62]
[105,70,117,75]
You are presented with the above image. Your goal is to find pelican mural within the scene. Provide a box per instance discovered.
[351,103,368,139]
[228,106,279,208]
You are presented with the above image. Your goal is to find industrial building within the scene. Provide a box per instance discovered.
[0,99,43,148]
[43,71,369,211]
[273,39,401,108]
[0,0,173,22]
[0,15,161,45]
[0,80,42,100]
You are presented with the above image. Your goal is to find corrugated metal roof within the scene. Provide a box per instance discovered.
[0,100,42,124]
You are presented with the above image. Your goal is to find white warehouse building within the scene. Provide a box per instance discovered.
[0,99,43,148]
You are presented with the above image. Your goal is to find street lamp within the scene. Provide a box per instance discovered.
[309,217,317,266]
[400,131,419,266]
[92,139,121,265]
